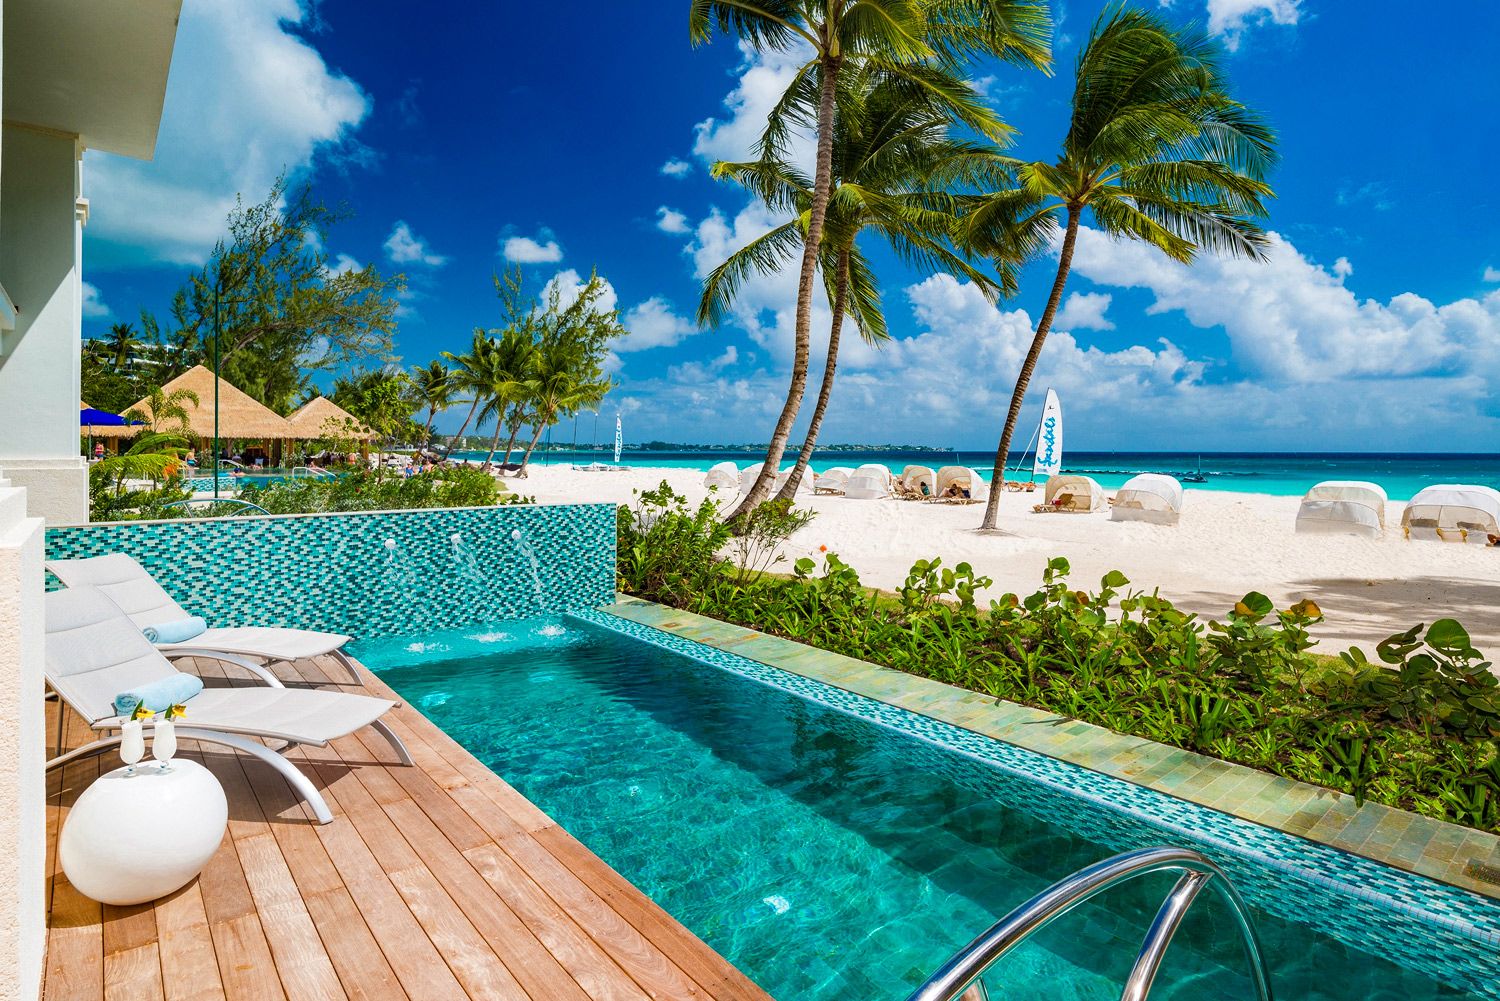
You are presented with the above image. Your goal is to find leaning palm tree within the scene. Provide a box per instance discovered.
[704,69,1011,499]
[476,329,538,468]
[439,330,494,459]
[516,342,611,474]
[125,387,200,437]
[691,0,1050,519]
[969,4,1276,531]
[410,360,456,449]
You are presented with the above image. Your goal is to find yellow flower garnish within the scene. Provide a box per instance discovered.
[165,704,187,720]
[130,702,155,721]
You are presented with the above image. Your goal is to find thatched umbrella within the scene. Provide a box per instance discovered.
[284,396,375,441]
[121,365,295,443]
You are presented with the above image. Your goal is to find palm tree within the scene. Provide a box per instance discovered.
[517,342,611,473]
[475,330,538,468]
[969,5,1276,531]
[410,360,456,448]
[439,330,494,459]
[691,0,1050,519]
[704,68,1012,500]
[125,387,201,437]
[105,322,142,369]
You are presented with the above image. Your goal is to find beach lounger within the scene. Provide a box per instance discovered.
[47,553,363,686]
[44,585,410,824]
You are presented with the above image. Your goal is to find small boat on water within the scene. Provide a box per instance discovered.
[1178,455,1207,483]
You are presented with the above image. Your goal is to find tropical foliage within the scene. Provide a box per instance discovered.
[124,387,201,436]
[704,63,1014,498]
[87,432,191,521]
[237,467,521,514]
[619,486,1500,833]
[691,0,1052,518]
[973,5,1276,528]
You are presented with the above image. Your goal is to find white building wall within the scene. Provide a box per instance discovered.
[0,126,87,524]
[0,477,45,1001]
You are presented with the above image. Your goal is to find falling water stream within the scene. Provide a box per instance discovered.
[511,528,547,613]
[382,537,421,593]
[449,533,489,586]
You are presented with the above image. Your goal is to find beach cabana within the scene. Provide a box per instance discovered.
[934,466,989,503]
[1402,484,1500,544]
[738,463,765,494]
[1039,474,1107,513]
[843,464,893,500]
[123,367,295,457]
[703,461,739,491]
[816,466,854,495]
[285,396,374,443]
[1111,474,1184,525]
[896,465,936,499]
[774,468,816,495]
[1296,481,1387,539]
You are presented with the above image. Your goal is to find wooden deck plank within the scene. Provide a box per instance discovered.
[46,652,774,1001]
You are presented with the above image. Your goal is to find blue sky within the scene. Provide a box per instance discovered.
[81,0,1500,451]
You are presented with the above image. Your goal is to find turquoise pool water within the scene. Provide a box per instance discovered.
[354,619,1495,1001]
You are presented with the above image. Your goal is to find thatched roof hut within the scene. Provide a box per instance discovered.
[285,396,375,441]
[118,365,294,441]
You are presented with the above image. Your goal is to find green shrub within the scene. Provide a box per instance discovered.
[238,466,517,514]
[616,487,1500,833]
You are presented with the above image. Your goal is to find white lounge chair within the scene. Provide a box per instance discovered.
[44,585,410,824]
[47,553,363,686]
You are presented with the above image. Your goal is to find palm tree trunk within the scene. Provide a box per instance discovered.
[777,250,849,501]
[728,55,841,523]
[502,406,522,463]
[518,418,549,473]
[482,416,506,469]
[421,408,436,450]
[440,399,480,460]
[980,205,1082,531]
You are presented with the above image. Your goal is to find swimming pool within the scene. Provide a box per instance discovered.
[353,616,1499,1001]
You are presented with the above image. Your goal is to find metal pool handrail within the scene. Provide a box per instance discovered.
[160,498,271,517]
[904,846,1274,1001]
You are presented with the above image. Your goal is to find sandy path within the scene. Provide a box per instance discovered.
[511,463,1500,657]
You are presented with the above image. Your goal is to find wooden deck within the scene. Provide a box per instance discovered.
[43,652,775,1001]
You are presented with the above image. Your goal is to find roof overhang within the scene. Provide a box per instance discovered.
[3,0,182,160]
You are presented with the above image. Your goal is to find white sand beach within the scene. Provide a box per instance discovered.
[513,463,1500,657]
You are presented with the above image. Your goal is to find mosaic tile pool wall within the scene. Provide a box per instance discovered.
[46,504,616,638]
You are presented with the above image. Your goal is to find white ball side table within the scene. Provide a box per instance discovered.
[59,759,229,906]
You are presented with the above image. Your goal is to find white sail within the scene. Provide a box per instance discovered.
[613,416,623,464]
[1033,389,1063,478]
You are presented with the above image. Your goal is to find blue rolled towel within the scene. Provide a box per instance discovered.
[113,673,204,717]
[142,616,208,645]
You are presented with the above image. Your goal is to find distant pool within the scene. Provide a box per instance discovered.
[354,617,1498,1001]
[185,471,339,492]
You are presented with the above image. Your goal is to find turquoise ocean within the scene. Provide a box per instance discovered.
[455,450,1500,502]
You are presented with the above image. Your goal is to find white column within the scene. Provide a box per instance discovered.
[0,477,45,1001]
[0,126,87,524]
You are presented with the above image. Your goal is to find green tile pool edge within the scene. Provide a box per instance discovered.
[602,594,1500,902]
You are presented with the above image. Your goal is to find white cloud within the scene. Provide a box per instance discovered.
[661,158,694,178]
[542,269,618,316]
[693,40,817,173]
[620,297,702,352]
[85,0,370,266]
[1206,0,1301,50]
[80,282,112,320]
[1055,292,1115,331]
[325,253,363,278]
[1484,266,1500,283]
[1067,228,1500,386]
[1336,181,1393,212]
[655,206,691,234]
[383,221,447,267]
[502,233,564,264]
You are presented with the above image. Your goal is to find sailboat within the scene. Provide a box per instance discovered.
[1009,389,1063,490]
[573,413,629,472]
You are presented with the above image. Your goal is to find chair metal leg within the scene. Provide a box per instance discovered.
[329,648,366,686]
[176,728,335,824]
[370,719,414,766]
[163,649,286,688]
[46,736,123,771]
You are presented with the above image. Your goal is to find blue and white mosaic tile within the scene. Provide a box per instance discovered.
[46,504,616,637]
[578,607,1500,998]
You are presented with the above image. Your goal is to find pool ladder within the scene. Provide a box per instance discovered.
[904,846,1274,1001]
